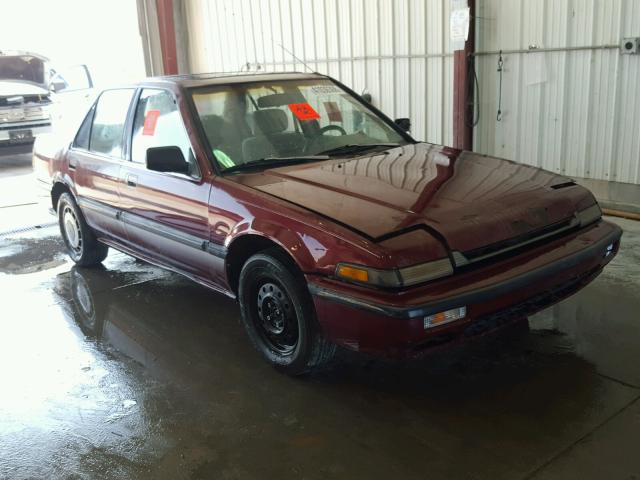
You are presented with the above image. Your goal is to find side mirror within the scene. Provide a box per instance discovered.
[146,146,189,174]
[49,79,67,93]
[395,118,411,132]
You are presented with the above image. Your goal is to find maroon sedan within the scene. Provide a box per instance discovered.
[34,72,621,375]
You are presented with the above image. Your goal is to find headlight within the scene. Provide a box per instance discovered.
[336,258,454,288]
[576,204,602,227]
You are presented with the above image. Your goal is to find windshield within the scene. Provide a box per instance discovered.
[191,78,408,172]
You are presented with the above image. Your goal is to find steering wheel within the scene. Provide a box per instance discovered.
[303,124,348,154]
[317,124,347,136]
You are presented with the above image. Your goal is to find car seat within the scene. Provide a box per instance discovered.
[242,109,305,161]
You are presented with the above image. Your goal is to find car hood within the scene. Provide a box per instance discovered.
[232,143,596,254]
[0,80,49,97]
[0,53,47,89]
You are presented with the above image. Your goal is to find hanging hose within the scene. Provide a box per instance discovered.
[465,53,480,128]
[496,50,503,122]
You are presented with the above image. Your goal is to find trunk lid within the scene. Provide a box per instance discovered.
[232,143,594,254]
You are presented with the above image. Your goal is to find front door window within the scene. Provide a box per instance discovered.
[131,89,199,177]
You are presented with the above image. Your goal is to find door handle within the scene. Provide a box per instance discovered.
[126,174,138,187]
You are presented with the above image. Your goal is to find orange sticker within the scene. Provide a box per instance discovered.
[288,103,320,121]
[142,109,160,136]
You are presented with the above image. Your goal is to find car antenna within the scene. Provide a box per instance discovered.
[277,43,316,74]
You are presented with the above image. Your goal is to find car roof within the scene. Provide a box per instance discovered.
[139,71,325,89]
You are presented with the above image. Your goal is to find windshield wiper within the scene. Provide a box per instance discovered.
[317,143,400,157]
[222,155,330,174]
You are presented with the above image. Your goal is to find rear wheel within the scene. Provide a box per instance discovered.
[238,249,336,375]
[57,193,108,266]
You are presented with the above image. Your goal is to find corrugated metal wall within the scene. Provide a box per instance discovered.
[181,0,640,187]
[474,0,640,186]
[183,0,454,146]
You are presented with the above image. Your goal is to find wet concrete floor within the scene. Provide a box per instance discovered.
[1,157,639,479]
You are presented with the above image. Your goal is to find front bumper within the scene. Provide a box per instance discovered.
[308,220,622,357]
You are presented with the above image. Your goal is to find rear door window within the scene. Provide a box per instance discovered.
[89,89,134,157]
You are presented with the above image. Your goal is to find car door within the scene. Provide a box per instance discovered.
[70,88,134,241]
[118,88,215,280]
[49,64,96,137]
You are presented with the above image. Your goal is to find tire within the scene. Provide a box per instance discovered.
[70,268,98,333]
[238,249,336,375]
[57,192,109,266]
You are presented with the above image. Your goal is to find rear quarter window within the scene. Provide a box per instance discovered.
[73,105,95,150]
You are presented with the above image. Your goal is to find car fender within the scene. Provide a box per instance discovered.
[51,170,77,195]
[227,217,320,273]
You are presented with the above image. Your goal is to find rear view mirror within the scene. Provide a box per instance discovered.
[146,146,189,174]
[395,118,411,132]
[257,92,298,108]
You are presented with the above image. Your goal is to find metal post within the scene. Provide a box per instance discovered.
[156,0,178,75]
[452,0,475,151]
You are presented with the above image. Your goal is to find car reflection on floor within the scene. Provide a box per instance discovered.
[52,263,246,388]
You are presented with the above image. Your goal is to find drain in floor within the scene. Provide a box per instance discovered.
[0,222,58,238]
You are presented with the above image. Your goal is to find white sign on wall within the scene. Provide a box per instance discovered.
[450,0,470,51]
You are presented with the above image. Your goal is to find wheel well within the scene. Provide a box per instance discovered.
[226,235,298,295]
[51,182,71,211]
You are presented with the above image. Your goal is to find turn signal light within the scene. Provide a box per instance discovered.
[424,306,467,329]
[336,265,370,283]
[335,259,454,288]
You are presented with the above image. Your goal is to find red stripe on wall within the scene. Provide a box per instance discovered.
[156,0,178,75]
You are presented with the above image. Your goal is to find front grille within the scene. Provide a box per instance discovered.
[0,94,49,107]
[452,216,580,269]
[0,105,49,123]
[464,217,575,261]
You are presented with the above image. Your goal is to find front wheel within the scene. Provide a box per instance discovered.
[58,192,109,266]
[238,249,336,375]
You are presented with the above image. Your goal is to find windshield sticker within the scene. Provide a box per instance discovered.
[323,101,342,122]
[288,103,320,121]
[311,85,340,94]
[142,109,160,136]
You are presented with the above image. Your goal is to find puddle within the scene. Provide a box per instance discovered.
[0,236,67,274]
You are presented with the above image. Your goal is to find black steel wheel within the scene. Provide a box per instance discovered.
[57,192,108,266]
[256,282,298,354]
[238,248,336,375]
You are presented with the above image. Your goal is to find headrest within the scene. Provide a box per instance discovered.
[251,109,288,135]
[200,114,226,143]
[201,114,225,131]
